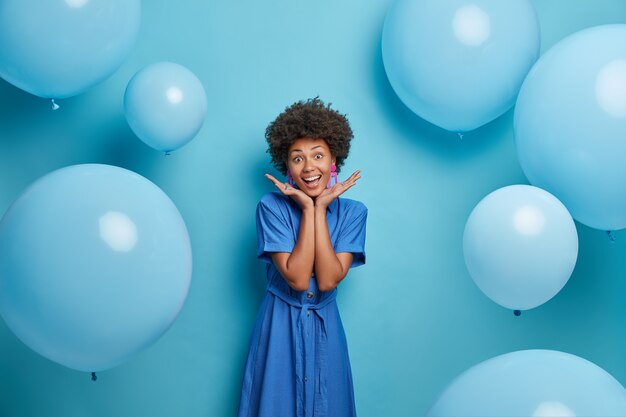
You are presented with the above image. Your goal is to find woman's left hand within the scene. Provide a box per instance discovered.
[315,170,361,209]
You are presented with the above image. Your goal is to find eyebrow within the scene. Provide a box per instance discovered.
[290,145,323,154]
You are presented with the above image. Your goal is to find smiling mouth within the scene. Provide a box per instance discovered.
[302,175,322,188]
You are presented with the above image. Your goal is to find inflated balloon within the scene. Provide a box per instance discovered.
[0,164,192,372]
[515,25,626,231]
[427,350,626,417]
[382,0,539,131]
[463,185,578,311]
[0,0,140,99]
[124,62,207,153]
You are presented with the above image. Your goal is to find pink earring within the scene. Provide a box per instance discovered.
[327,164,338,188]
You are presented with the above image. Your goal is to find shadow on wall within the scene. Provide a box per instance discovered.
[0,80,62,146]
[370,20,514,162]
[0,80,48,122]
[0,74,166,185]
[96,118,164,179]
[225,151,276,415]
[246,149,279,297]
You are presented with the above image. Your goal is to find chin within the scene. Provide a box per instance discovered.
[297,183,324,198]
[297,177,327,198]
[303,188,324,198]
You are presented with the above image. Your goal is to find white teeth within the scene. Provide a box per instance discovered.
[303,176,321,182]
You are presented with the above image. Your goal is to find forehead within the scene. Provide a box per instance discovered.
[288,137,330,152]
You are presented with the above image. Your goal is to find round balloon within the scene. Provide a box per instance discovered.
[124,62,207,153]
[0,164,192,372]
[463,185,578,311]
[0,0,140,99]
[427,350,626,417]
[515,25,626,231]
[382,0,539,132]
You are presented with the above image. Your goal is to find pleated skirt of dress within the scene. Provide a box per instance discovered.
[237,288,357,417]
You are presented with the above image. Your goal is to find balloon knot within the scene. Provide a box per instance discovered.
[91,372,97,382]
[606,230,616,242]
[51,99,60,110]
[457,132,464,140]
[514,310,521,316]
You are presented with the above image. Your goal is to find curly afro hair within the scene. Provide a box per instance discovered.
[265,97,353,175]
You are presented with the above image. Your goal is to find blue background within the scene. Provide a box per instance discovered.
[1,0,626,415]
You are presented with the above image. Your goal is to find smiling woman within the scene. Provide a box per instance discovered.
[237,98,367,417]
[287,138,336,193]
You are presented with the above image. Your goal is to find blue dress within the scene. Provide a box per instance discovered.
[237,192,367,417]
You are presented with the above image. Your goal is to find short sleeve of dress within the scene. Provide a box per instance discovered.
[335,202,368,268]
[256,193,295,263]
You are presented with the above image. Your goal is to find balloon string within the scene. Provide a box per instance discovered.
[606,230,616,242]
[457,132,464,140]
[51,99,60,110]
[91,372,97,382]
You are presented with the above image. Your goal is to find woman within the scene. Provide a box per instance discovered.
[238,97,367,417]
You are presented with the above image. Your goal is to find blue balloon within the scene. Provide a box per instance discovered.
[515,25,626,231]
[382,0,539,132]
[427,350,626,417]
[0,164,192,372]
[463,185,578,311]
[0,0,140,99]
[124,62,208,153]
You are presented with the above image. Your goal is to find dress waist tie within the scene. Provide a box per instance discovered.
[267,283,336,417]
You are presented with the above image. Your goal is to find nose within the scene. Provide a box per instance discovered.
[303,159,315,171]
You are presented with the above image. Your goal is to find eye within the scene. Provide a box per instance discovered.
[293,156,302,163]
[315,153,323,160]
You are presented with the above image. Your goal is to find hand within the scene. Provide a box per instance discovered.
[265,174,314,209]
[315,170,361,209]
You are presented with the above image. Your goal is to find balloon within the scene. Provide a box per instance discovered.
[463,185,578,311]
[0,164,192,372]
[382,0,540,132]
[124,62,207,153]
[427,350,626,417]
[0,0,140,99]
[515,25,626,231]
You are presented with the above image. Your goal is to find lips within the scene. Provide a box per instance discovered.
[301,175,321,189]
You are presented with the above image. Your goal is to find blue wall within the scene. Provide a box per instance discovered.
[1,0,626,416]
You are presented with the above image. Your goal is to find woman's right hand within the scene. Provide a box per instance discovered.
[265,174,314,209]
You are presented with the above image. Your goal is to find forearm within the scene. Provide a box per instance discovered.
[282,206,315,291]
[314,206,347,291]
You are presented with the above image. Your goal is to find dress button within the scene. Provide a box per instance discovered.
[304,377,308,382]
[306,291,314,298]
[307,311,310,316]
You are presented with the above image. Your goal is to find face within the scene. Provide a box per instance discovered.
[287,137,335,198]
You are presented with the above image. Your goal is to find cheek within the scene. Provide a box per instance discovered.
[288,164,303,179]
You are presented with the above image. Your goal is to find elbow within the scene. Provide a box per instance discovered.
[317,280,339,292]
[285,274,310,292]
[289,281,310,292]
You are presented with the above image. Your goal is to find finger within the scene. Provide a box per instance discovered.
[343,172,360,185]
[348,170,361,180]
[341,176,360,187]
[265,173,283,186]
[332,180,357,196]
[334,184,354,198]
[343,175,361,185]
[272,181,289,193]
[266,174,297,195]
[271,180,295,194]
